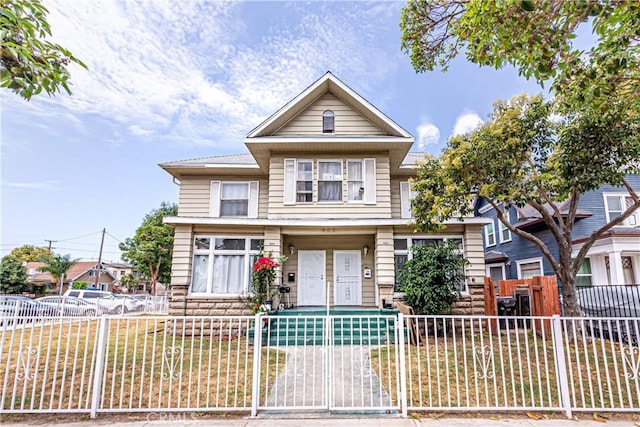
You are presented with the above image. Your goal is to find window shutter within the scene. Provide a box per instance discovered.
[248,181,259,218]
[210,181,221,217]
[400,181,412,219]
[363,158,376,204]
[284,158,295,205]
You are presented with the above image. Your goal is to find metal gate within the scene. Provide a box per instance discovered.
[253,314,401,414]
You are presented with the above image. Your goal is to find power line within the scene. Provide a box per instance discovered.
[57,231,102,242]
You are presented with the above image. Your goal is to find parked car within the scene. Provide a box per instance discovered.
[36,296,104,316]
[578,286,640,344]
[63,289,128,314]
[112,294,145,312]
[0,296,58,325]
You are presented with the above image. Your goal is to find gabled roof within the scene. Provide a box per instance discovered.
[246,72,413,139]
[66,261,116,282]
[244,72,414,171]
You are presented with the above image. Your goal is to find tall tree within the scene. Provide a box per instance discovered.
[1,0,86,100]
[38,253,77,295]
[119,202,177,296]
[0,255,29,294]
[411,94,639,317]
[8,244,51,263]
[400,0,640,316]
[400,0,639,114]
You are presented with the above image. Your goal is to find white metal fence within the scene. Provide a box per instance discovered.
[2,313,640,418]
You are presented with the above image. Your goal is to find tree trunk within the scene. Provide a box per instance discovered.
[559,270,582,317]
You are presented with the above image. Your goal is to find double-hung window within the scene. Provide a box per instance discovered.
[191,237,263,295]
[604,193,638,226]
[499,221,511,243]
[318,161,342,202]
[517,258,543,279]
[296,161,313,202]
[400,181,416,219]
[210,181,259,218]
[484,221,496,247]
[284,158,376,204]
[393,236,466,292]
[575,258,593,286]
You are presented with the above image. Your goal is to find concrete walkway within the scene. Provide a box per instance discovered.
[264,346,392,409]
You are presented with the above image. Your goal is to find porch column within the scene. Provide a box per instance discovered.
[375,226,395,308]
[609,251,625,285]
[263,226,283,290]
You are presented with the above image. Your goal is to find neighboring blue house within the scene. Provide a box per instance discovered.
[476,175,640,290]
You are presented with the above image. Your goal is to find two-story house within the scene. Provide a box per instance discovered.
[160,72,490,316]
[478,175,640,290]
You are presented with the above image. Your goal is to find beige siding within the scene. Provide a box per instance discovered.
[275,93,385,135]
[390,178,406,219]
[375,227,395,288]
[178,177,268,218]
[268,154,391,219]
[170,224,194,288]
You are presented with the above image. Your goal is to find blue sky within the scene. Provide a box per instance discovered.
[1,0,542,262]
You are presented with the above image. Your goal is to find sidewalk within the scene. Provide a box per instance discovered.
[2,415,638,427]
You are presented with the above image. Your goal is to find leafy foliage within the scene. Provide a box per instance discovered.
[38,253,77,294]
[119,273,139,292]
[1,0,86,100]
[400,0,639,115]
[411,94,640,316]
[7,244,51,262]
[398,240,468,315]
[71,281,88,289]
[119,202,178,295]
[0,255,28,294]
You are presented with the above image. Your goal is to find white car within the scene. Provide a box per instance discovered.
[63,289,128,314]
[113,294,145,312]
[36,296,105,316]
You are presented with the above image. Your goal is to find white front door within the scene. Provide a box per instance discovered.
[334,250,362,306]
[297,250,326,306]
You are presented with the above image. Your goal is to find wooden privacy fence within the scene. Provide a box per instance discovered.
[484,276,561,334]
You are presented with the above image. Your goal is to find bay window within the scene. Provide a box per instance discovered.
[190,237,263,295]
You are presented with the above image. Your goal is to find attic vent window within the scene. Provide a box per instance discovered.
[322,110,334,133]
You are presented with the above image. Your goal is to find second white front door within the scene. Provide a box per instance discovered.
[334,250,362,306]
[297,250,326,306]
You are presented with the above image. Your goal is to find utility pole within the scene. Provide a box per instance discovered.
[94,228,105,289]
[44,239,57,251]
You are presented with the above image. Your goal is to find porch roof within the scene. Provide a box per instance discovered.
[163,216,492,228]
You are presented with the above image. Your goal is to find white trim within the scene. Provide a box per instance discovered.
[245,73,413,139]
[245,136,413,144]
[400,181,412,219]
[486,263,506,282]
[603,192,639,227]
[516,257,544,279]
[164,216,493,227]
[478,204,494,214]
[499,221,512,243]
[484,221,496,247]
[205,164,260,169]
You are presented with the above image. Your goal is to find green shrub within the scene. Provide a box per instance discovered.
[398,240,468,314]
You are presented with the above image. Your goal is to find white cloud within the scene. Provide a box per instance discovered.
[416,123,440,149]
[452,112,483,136]
[16,0,400,150]
[3,180,61,190]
